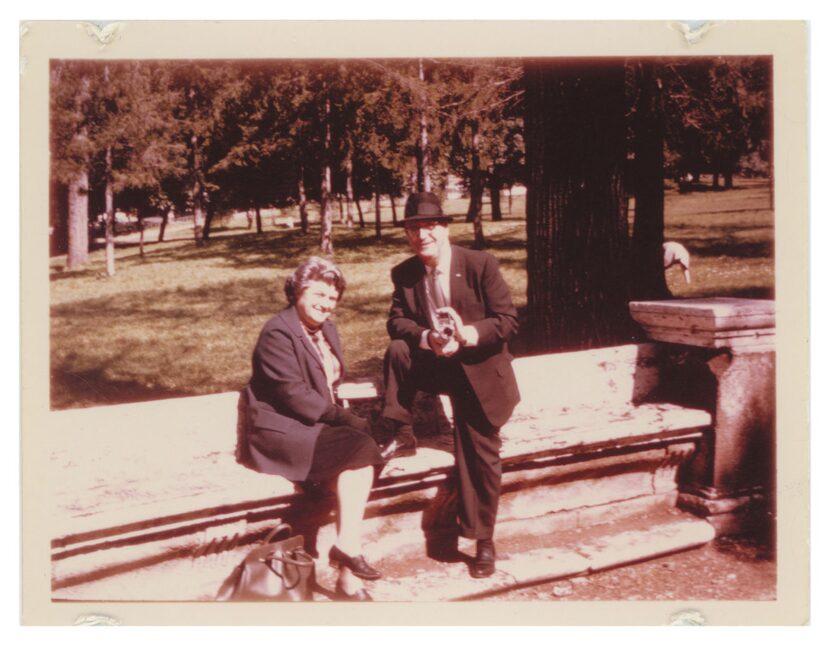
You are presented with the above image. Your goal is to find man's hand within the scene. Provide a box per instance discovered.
[436,306,479,348]
[427,330,460,357]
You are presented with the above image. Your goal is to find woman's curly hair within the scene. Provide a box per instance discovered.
[284,256,346,305]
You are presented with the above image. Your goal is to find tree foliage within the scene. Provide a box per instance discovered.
[50,56,770,277]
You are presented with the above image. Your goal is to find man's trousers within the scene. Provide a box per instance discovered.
[382,339,502,540]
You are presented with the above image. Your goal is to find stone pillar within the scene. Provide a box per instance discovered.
[629,297,775,537]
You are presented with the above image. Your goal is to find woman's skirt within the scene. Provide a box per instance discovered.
[302,425,385,484]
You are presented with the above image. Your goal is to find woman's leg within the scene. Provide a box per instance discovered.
[334,464,374,593]
[334,464,374,553]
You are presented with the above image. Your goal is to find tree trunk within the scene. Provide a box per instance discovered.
[630,61,670,300]
[390,195,398,225]
[320,92,334,254]
[416,58,431,192]
[373,165,382,241]
[344,154,356,228]
[189,133,205,244]
[203,202,215,240]
[66,169,90,270]
[337,195,344,224]
[711,171,720,188]
[465,122,486,248]
[523,58,631,352]
[158,210,169,242]
[489,165,503,221]
[255,205,263,234]
[355,197,365,228]
[104,147,116,277]
[724,157,735,189]
[466,121,483,223]
[298,170,309,234]
[138,215,145,257]
[508,186,513,215]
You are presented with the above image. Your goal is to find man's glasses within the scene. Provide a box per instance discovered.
[404,222,443,234]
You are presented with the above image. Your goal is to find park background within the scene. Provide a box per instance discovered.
[48,54,773,411]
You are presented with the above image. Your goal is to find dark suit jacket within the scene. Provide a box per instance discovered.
[242,306,345,481]
[388,245,520,427]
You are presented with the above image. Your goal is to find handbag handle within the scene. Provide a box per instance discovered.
[266,550,312,590]
[263,523,293,545]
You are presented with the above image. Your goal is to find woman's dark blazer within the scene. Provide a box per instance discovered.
[242,305,345,482]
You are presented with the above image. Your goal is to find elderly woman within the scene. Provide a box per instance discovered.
[242,257,384,601]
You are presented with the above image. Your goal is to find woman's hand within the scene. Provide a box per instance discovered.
[321,404,369,432]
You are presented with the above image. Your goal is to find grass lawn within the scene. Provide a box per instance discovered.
[49,179,773,410]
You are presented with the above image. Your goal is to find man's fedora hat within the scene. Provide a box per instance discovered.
[398,192,453,226]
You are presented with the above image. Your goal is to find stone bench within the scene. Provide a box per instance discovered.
[50,343,713,601]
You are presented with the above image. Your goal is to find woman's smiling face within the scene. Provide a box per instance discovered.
[295,280,340,329]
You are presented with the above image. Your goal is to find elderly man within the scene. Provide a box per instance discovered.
[380,192,520,578]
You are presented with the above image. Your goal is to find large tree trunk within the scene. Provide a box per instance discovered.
[104,147,116,277]
[255,205,263,234]
[489,165,503,221]
[524,59,631,352]
[66,169,89,270]
[630,61,670,300]
[320,92,334,254]
[138,215,145,257]
[416,58,431,192]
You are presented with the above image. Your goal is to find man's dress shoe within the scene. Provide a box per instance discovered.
[470,539,496,578]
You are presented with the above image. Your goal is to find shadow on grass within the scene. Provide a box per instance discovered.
[50,227,411,279]
[683,286,775,300]
[683,240,774,259]
[51,276,277,409]
[51,366,193,410]
[51,275,278,323]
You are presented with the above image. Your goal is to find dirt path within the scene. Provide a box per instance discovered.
[491,535,775,601]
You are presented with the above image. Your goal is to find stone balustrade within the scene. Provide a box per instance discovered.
[630,297,776,536]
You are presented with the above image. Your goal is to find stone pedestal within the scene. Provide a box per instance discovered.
[629,297,775,537]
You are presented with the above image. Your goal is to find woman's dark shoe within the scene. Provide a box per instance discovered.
[334,582,373,601]
[328,545,382,580]
[470,539,496,578]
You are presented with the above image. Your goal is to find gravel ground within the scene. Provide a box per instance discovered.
[491,535,775,601]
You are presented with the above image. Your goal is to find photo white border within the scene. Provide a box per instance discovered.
[18,18,811,628]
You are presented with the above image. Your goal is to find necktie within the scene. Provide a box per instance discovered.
[432,267,448,309]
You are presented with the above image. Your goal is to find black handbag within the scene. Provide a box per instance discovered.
[216,523,316,601]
